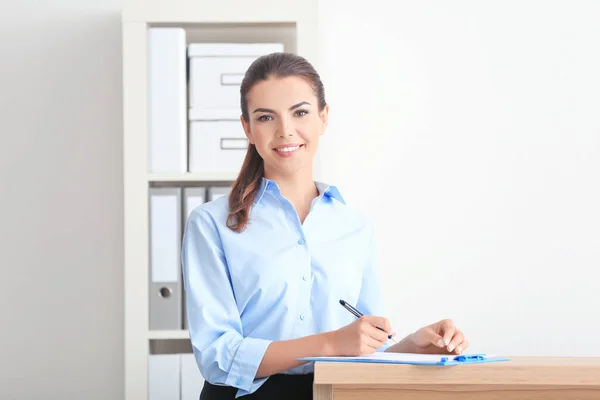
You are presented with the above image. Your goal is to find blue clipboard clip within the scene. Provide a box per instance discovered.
[444,354,485,363]
[438,353,510,365]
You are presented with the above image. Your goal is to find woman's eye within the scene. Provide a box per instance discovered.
[295,109,308,117]
[257,115,273,122]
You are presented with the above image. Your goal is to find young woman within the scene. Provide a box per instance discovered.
[181,52,469,400]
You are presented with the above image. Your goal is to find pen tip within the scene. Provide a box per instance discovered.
[339,299,345,305]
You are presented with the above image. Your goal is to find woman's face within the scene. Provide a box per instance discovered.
[241,75,328,179]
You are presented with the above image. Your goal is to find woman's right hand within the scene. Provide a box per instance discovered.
[329,316,394,356]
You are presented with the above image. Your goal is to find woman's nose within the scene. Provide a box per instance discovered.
[277,118,294,137]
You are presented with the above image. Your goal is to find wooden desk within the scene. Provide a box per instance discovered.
[313,357,600,399]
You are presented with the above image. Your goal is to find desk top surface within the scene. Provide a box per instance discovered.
[313,357,600,386]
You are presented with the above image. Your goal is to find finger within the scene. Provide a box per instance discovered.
[420,328,446,348]
[363,316,392,334]
[447,330,464,353]
[363,332,385,351]
[441,319,456,347]
[455,339,469,355]
[358,319,388,345]
[366,325,390,343]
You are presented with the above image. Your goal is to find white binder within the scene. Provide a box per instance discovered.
[148,354,180,400]
[208,186,231,202]
[148,28,187,173]
[183,187,206,219]
[149,187,183,330]
[181,187,206,329]
[181,354,205,400]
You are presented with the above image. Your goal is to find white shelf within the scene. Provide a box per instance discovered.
[148,330,190,340]
[123,1,320,398]
[148,172,237,182]
[123,0,317,24]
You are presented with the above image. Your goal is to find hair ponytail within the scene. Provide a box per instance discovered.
[226,52,327,232]
[226,145,264,232]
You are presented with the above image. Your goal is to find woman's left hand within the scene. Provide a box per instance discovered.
[408,319,468,355]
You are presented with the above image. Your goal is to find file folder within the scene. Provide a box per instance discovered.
[149,187,183,330]
[183,187,206,219]
[148,27,187,173]
[148,354,180,400]
[298,352,510,366]
[182,187,206,329]
[208,186,231,202]
[181,353,205,400]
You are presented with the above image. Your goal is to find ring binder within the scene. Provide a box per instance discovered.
[149,187,183,330]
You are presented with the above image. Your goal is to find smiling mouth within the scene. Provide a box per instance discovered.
[273,144,304,156]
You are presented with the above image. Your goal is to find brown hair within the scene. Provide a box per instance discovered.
[226,52,327,232]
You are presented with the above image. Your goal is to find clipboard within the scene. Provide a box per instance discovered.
[297,352,510,366]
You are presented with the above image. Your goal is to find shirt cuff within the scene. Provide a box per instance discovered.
[226,337,273,393]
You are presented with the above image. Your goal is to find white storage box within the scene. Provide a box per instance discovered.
[189,120,248,175]
[188,43,284,120]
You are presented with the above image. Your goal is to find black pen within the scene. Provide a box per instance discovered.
[339,299,398,344]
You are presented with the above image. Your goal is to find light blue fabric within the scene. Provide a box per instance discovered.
[181,178,388,397]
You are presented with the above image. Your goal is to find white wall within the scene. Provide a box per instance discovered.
[317,0,600,356]
[1,1,598,398]
[0,1,124,399]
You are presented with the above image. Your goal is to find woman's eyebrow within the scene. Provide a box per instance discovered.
[253,101,311,114]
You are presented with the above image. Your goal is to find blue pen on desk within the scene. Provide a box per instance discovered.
[339,299,398,344]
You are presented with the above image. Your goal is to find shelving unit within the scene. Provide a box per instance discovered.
[147,172,238,183]
[147,330,190,340]
[122,1,320,399]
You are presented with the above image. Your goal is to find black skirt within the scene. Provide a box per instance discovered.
[200,373,314,400]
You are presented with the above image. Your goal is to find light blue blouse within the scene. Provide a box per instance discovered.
[181,178,387,397]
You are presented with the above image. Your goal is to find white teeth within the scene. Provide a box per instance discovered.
[276,146,300,152]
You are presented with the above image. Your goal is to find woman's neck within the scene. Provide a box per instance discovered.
[264,168,319,222]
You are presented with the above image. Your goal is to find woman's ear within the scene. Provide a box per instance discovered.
[240,115,254,144]
[319,104,329,135]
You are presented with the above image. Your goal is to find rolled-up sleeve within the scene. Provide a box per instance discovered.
[355,226,390,352]
[181,209,272,395]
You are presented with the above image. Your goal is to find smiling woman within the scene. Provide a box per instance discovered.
[180,52,469,400]
[228,53,329,233]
